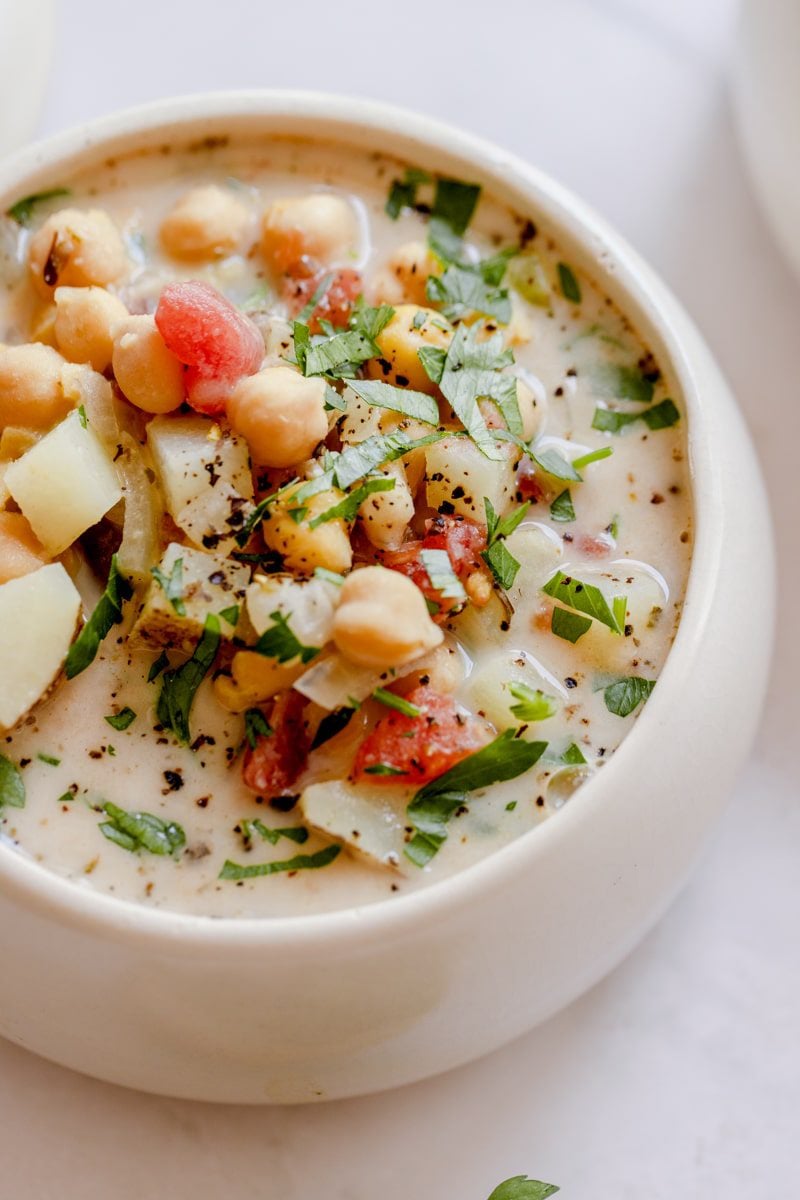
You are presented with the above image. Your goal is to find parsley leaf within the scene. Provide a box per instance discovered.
[385,168,431,219]
[508,683,559,722]
[426,262,511,324]
[550,489,575,522]
[530,447,582,482]
[406,731,547,865]
[550,606,592,643]
[428,178,481,260]
[482,539,521,591]
[147,650,170,683]
[487,1175,560,1199]
[570,445,613,471]
[542,571,625,634]
[592,398,680,434]
[65,555,133,680]
[310,705,356,750]
[373,688,422,718]
[350,297,395,342]
[557,262,582,303]
[419,547,467,602]
[592,362,654,405]
[99,801,186,856]
[296,271,335,322]
[254,611,320,664]
[243,708,273,749]
[236,477,300,546]
[105,707,137,731]
[151,557,186,616]
[219,843,341,880]
[603,676,655,716]
[219,604,240,626]
[308,476,395,528]
[481,498,530,590]
[317,430,447,494]
[314,567,345,587]
[560,742,587,765]
[0,754,25,811]
[293,323,377,379]
[240,819,308,846]
[424,323,521,459]
[37,753,60,766]
[77,404,88,429]
[364,763,408,776]
[346,379,439,425]
[6,187,71,226]
[157,614,221,744]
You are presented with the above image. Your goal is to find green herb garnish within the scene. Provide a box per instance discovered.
[508,683,558,722]
[549,489,575,522]
[151,557,186,617]
[219,604,240,626]
[560,742,587,764]
[419,547,467,602]
[219,843,341,880]
[243,708,273,749]
[346,378,439,425]
[6,187,71,226]
[0,754,25,811]
[373,688,422,718]
[507,251,550,307]
[254,611,320,664]
[592,362,654,405]
[99,801,186,856]
[405,731,547,865]
[65,555,133,679]
[240,819,308,846]
[364,763,408,776]
[487,1176,560,1199]
[77,404,88,429]
[385,167,431,219]
[296,271,335,322]
[557,262,581,303]
[550,606,592,643]
[37,753,60,767]
[157,614,221,744]
[571,445,613,471]
[310,705,356,750]
[542,570,624,634]
[603,675,655,717]
[105,707,136,731]
[314,567,345,587]
[308,476,396,528]
[592,398,680,434]
[481,498,530,590]
[428,178,481,260]
[147,649,170,683]
[426,261,511,325]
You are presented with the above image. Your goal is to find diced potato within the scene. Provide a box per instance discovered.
[505,523,564,611]
[300,779,408,871]
[5,409,122,556]
[0,563,82,731]
[337,389,384,444]
[294,650,420,711]
[246,573,339,648]
[461,648,565,736]
[115,433,164,589]
[129,543,249,653]
[60,362,119,449]
[358,461,414,550]
[147,415,254,554]
[574,560,669,667]
[425,436,517,522]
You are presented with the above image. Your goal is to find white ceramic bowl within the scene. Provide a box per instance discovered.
[0,92,774,1104]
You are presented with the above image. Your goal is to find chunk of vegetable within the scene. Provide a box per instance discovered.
[262,483,353,575]
[462,649,564,736]
[241,689,309,796]
[5,409,122,555]
[300,779,408,870]
[0,563,82,731]
[424,435,517,522]
[130,543,249,652]
[365,304,452,395]
[246,573,339,647]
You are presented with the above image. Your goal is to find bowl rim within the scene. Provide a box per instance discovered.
[0,89,719,949]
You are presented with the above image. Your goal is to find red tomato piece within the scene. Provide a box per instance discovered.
[242,690,309,797]
[284,265,362,334]
[155,281,263,414]
[382,516,487,621]
[353,686,488,785]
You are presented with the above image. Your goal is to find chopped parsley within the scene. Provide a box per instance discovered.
[550,606,592,643]
[0,754,25,811]
[428,177,481,260]
[219,604,240,626]
[481,498,530,590]
[105,707,137,731]
[99,801,186,856]
[310,705,356,750]
[77,404,88,429]
[571,445,613,471]
[6,187,71,226]
[603,675,655,717]
[364,763,408,776]
[373,688,422,718]
[296,271,335,322]
[542,571,625,635]
[592,362,654,405]
[419,547,467,603]
[385,167,431,219]
[37,753,60,767]
[308,475,395,528]
[157,614,221,744]
[314,567,345,587]
[243,708,273,749]
[292,300,394,381]
[549,489,575,522]
[426,260,511,325]
[592,398,680,434]
[147,649,170,683]
[508,683,559,722]
[254,611,320,664]
[405,730,547,865]
[346,379,439,424]
[219,843,341,880]
[240,819,308,846]
[65,555,133,680]
[487,1176,560,1199]
[560,742,587,765]
[151,557,186,617]
[557,262,581,303]
[529,447,581,482]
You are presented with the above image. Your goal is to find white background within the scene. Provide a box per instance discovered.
[1,1,798,1196]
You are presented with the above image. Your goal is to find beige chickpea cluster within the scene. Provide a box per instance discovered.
[332,566,443,669]
[261,193,361,275]
[227,367,328,467]
[28,208,128,298]
[160,185,251,260]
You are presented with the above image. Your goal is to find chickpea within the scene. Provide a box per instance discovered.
[214,650,305,713]
[261,193,360,275]
[54,286,128,373]
[160,185,251,261]
[332,565,443,669]
[358,462,414,551]
[0,512,49,584]
[28,208,128,299]
[262,482,352,575]
[365,304,452,395]
[0,343,70,431]
[372,241,439,306]
[227,367,327,467]
[111,315,185,414]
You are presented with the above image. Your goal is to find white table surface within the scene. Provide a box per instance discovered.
[2,1,798,1196]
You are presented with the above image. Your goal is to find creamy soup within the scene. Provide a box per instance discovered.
[0,138,691,917]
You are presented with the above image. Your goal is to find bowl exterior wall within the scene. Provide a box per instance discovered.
[0,95,774,1102]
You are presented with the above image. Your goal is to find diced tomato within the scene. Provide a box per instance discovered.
[516,457,546,502]
[283,264,362,334]
[382,515,487,621]
[242,690,309,797]
[155,281,263,415]
[353,686,488,785]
